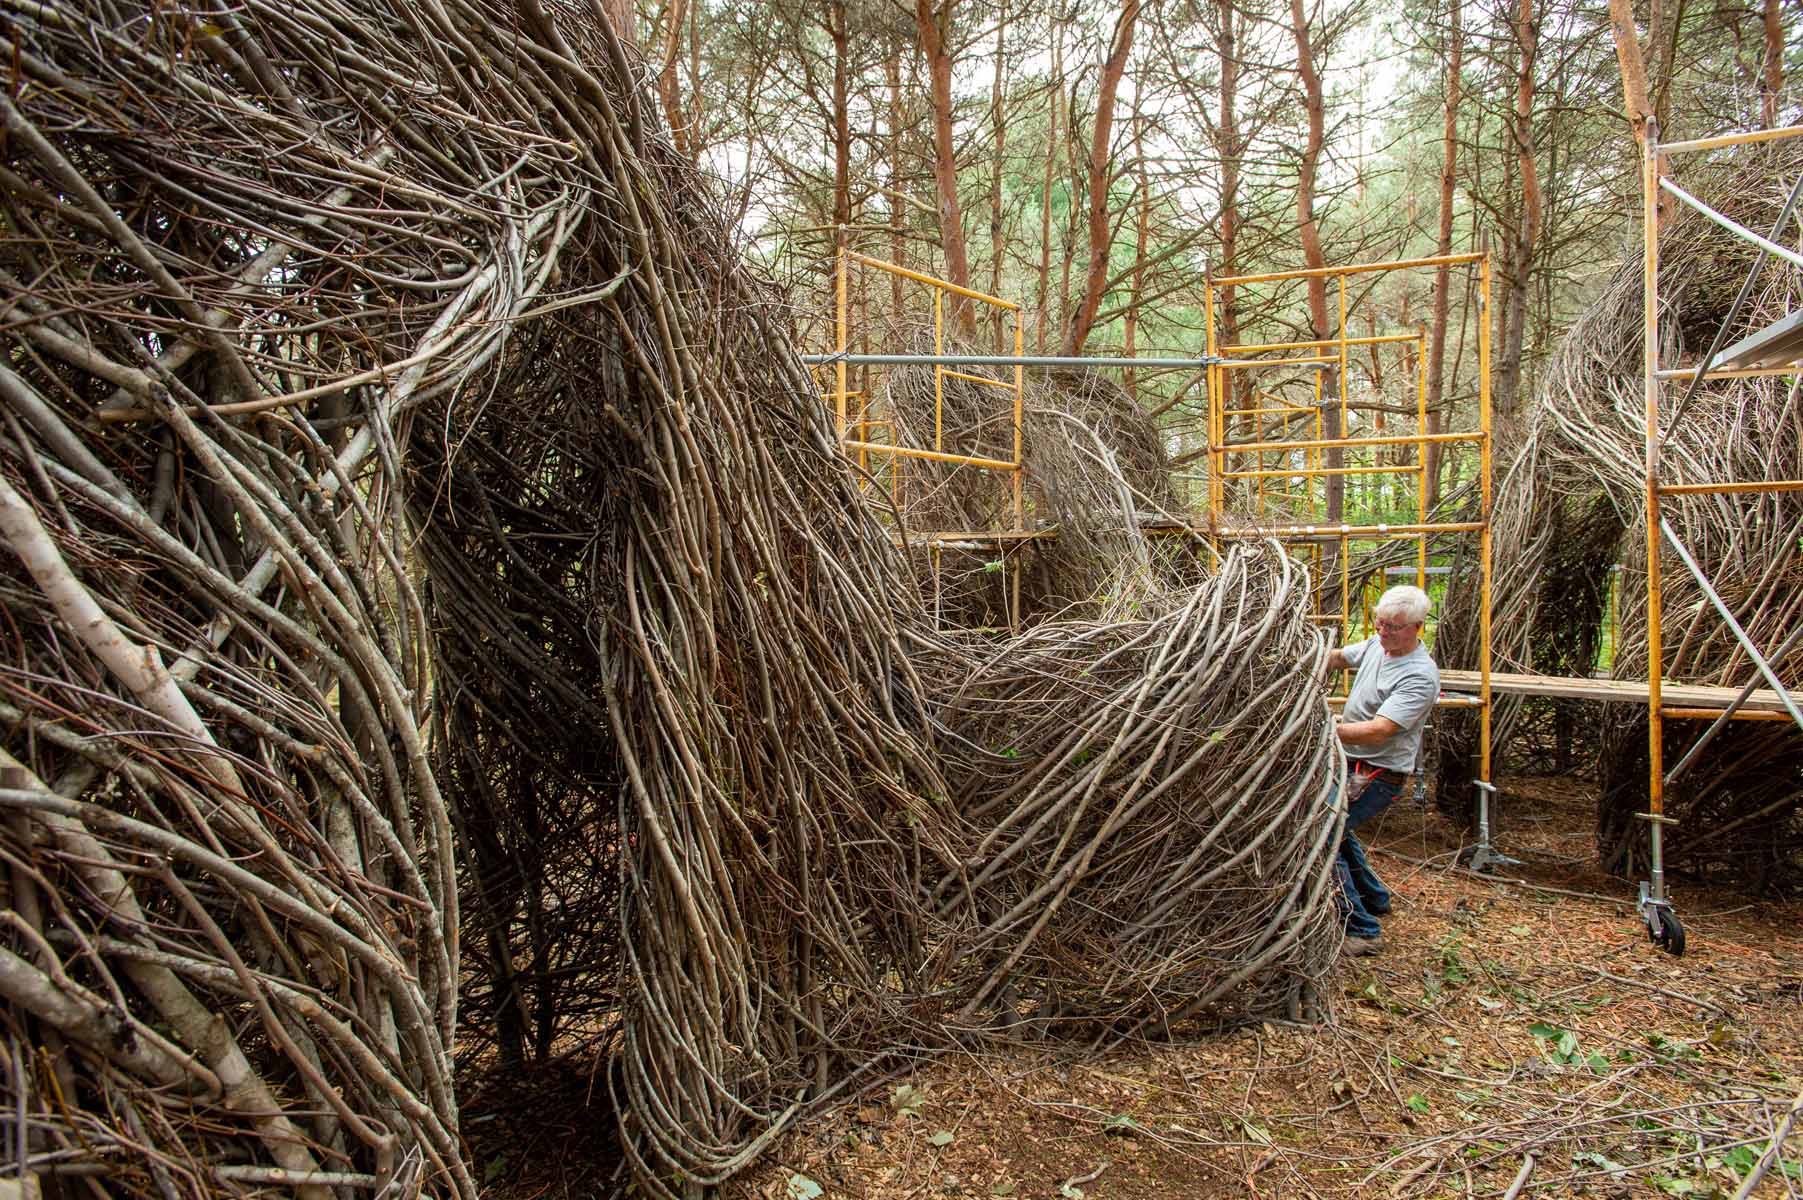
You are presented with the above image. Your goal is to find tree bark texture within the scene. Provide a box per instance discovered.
[1215,0,1242,416]
[1125,113,1148,400]
[887,48,907,319]
[989,0,1010,347]
[1497,0,1539,419]
[1036,16,1065,351]
[1064,0,1141,356]
[831,0,851,233]
[1290,0,1341,526]
[1425,0,1463,509]
[658,0,690,157]
[917,0,976,334]
[1761,0,1783,129]
[1607,0,1654,145]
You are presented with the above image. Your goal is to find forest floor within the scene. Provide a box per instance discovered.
[466,775,1803,1199]
[720,776,1803,1200]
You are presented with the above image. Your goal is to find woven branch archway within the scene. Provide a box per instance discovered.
[0,4,1345,1195]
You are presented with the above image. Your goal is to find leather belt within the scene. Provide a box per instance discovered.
[1351,760,1407,786]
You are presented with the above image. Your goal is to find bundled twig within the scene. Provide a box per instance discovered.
[925,547,1346,1034]
[0,0,598,1188]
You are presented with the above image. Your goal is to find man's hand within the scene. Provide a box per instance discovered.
[1337,715,1401,746]
[1326,647,1349,674]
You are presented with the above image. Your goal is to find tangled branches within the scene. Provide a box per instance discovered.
[885,355,1198,622]
[0,0,607,1187]
[926,548,1346,1032]
[0,2,1347,1196]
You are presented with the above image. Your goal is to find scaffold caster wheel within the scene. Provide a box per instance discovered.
[1648,907,1686,957]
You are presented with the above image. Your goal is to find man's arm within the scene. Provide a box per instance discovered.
[1337,714,1402,746]
[1326,647,1350,673]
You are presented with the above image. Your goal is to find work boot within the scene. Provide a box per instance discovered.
[1340,934,1382,957]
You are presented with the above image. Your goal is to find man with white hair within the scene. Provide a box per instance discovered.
[1325,583,1440,956]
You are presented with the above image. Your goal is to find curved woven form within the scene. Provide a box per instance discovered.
[0,4,1344,1195]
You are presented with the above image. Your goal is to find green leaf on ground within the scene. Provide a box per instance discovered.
[927,1130,954,1148]
[1722,1145,1760,1175]
[786,1173,824,1200]
[1527,1022,1584,1063]
[1573,1150,1629,1177]
[891,1083,925,1118]
[1405,1094,1430,1114]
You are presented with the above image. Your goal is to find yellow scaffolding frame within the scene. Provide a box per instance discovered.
[1635,121,1803,953]
[821,237,1030,628]
[812,233,1225,626]
[1227,389,1323,513]
[831,241,1027,532]
[1204,253,1495,850]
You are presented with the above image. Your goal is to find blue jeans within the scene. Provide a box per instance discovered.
[1335,774,1401,939]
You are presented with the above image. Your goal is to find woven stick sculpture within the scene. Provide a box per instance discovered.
[0,4,1345,1196]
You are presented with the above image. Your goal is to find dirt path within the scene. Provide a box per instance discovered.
[727,777,1803,1200]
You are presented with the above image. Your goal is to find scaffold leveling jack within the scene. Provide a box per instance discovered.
[1636,811,1686,956]
[1459,779,1519,874]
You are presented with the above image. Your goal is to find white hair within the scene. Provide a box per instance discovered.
[1374,584,1431,625]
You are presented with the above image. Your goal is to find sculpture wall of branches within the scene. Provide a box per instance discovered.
[1435,147,1803,883]
[1432,428,1614,818]
[0,3,1350,1197]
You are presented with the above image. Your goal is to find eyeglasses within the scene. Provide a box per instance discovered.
[1375,619,1419,634]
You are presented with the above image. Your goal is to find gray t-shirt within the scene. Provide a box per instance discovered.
[1341,635,1440,774]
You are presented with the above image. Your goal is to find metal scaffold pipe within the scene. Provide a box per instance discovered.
[801,353,1219,369]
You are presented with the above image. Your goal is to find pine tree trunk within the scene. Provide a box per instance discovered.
[657,0,690,157]
[916,0,976,335]
[1063,0,1141,356]
[1125,113,1148,400]
[887,50,906,320]
[1290,0,1340,528]
[1424,0,1462,510]
[1607,0,1654,146]
[1035,18,1063,351]
[1761,0,1783,129]
[831,0,850,233]
[988,0,1009,348]
[599,0,634,45]
[1215,0,1242,415]
[1497,0,1539,420]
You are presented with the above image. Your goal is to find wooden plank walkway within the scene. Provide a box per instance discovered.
[1439,669,1803,714]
